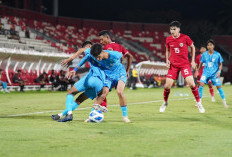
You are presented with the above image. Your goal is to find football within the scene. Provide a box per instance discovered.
[89,110,104,123]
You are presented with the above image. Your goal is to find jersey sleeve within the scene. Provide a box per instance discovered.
[104,44,112,51]
[186,35,193,46]
[200,53,206,63]
[77,54,89,67]
[84,48,91,56]
[120,45,128,56]
[219,54,224,63]
[110,51,122,60]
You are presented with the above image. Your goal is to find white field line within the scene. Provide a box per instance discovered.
[5,96,210,117]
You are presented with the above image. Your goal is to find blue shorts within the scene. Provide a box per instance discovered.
[74,75,103,100]
[104,68,127,90]
[200,73,221,86]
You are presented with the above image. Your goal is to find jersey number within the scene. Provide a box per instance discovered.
[184,69,189,75]
[174,48,180,53]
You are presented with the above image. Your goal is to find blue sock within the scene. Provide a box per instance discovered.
[198,86,204,99]
[91,108,94,111]
[72,101,79,111]
[62,94,74,116]
[121,106,128,117]
[2,82,7,89]
[218,87,225,99]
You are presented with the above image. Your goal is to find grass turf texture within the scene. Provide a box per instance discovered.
[0,86,232,157]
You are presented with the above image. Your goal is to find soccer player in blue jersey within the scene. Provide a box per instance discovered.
[197,39,228,108]
[51,41,107,122]
[90,44,131,123]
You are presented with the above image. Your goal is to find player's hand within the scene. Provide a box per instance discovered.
[61,58,71,66]
[191,61,196,70]
[217,71,221,78]
[67,70,76,80]
[127,71,130,78]
[194,70,198,78]
[166,60,170,68]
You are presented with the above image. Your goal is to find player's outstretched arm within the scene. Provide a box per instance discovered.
[190,44,196,69]
[166,47,170,68]
[61,48,87,66]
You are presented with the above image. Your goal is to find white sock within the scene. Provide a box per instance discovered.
[58,113,63,117]
[68,111,72,115]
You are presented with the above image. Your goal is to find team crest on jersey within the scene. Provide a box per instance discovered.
[212,58,215,62]
[179,43,183,47]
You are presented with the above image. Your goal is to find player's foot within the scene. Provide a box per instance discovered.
[196,102,205,113]
[195,99,202,108]
[58,114,73,122]
[92,104,108,113]
[84,118,90,123]
[222,99,229,108]
[4,89,10,93]
[51,114,61,120]
[123,117,131,123]
[159,102,168,112]
[211,97,216,102]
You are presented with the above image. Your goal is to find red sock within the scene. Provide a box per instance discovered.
[163,88,170,102]
[209,86,214,97]
[100,98,107,108]
[191,86,200,102]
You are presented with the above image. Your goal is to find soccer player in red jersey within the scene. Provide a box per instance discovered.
[194,46,215,102]
[159,21,205,113]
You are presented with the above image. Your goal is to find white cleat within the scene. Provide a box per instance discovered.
[84,118,90,123]
[92,104,108,113]
[222,99,229,108]
[196,102,205,113]
[159,102,168,112]
[123,117,131,123]
[211,97,216,102]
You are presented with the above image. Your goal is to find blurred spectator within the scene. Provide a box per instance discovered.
[35,72,48,90]
[12,70,25,92]
[140,74,149,87]
[58,70,69,91]
[149,74,158,88]
[131,67,138,89]
[49,70,60,91]
[0,69,9,93]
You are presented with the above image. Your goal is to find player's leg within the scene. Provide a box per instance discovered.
[0,81,9,93]
[116,80,130,122]
[208,81,215,102]
[212,77,228,108]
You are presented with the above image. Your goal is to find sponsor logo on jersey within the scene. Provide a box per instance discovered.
[180,43,183,47]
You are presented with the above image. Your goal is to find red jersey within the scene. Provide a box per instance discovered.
[166,33,193,66]
[196,54,204,76]
[104,42,128,56]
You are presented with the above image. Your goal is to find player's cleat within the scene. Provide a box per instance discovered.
[51,114,61,120]
[58,114,73,122]
[123,117,131,123]
[159,102,168,112]
[84,118,90,123]
[3,89,10,93]
[211,97,216,102]
[222,99,229,108]
[92,104,108,113]
[196,102,205,113]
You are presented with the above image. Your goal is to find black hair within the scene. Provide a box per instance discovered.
[199,45,206,49]
[0,69,2,72]
[207,39,215,46]
[90,44,103,57]
[82,41,92,48]
[99,30,111,37]
[169,21,181,28]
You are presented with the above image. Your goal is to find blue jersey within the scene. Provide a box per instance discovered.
[77,48,105,82]
[200,51,223,77]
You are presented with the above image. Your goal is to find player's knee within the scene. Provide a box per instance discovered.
[164,84,171,89]
[216,86,221,89]
[116,90,124,97]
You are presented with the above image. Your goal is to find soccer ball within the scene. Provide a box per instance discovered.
[89,110,104,123]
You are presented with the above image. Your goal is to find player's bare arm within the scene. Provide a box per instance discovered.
[190,44,196,69]
[61,48,87,66]
[125,52,133,77]
[217,63,223,78]
[166,47,170,68]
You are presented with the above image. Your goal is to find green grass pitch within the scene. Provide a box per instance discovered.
[0,86,232,157]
